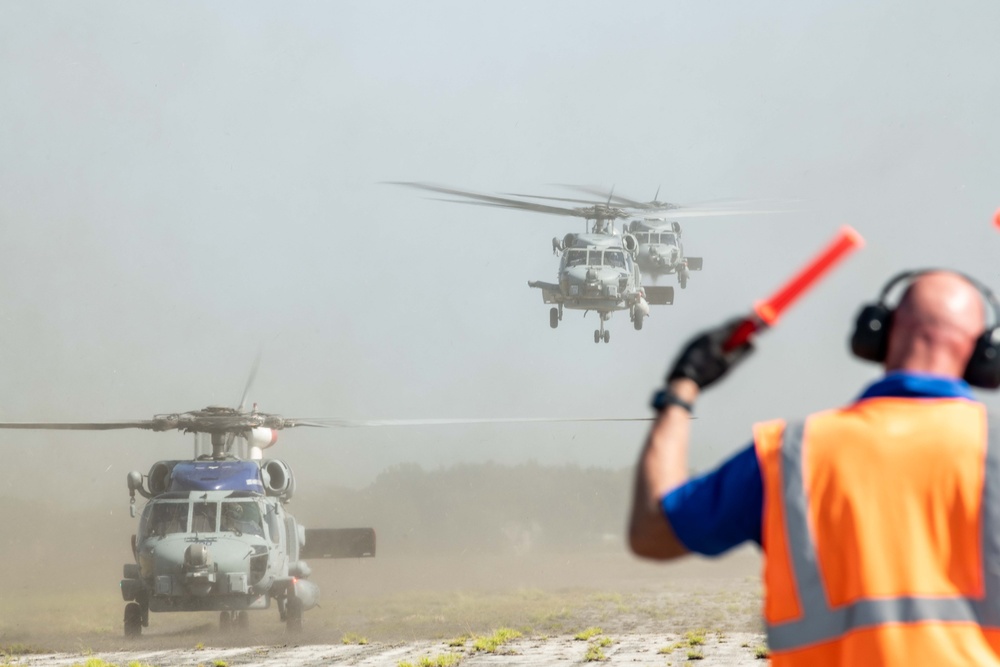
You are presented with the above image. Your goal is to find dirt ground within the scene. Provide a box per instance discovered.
[0,548,766,666]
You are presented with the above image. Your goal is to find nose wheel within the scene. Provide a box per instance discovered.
[593,315,611,343]
[550,306,562,329]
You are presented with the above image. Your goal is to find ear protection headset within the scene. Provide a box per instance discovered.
[851,269,1000,389]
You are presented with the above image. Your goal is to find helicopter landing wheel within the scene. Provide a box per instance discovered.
[633,314,643,331]
[550,307,559,329]
[594,330,600,344]
[603,330,610,343]
[286,596,303,633]
[219,610,232,633]
[236,610,250,630]
[678,273,688,289]
[124,602,142,638]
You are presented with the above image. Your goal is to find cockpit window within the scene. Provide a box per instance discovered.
[221,501,264,537]
[606,251,626,268]
[662,233,676,245]
[588,250,603,265]
[143,502,189,538]
[191,501,218,533]
[566,249,587,267]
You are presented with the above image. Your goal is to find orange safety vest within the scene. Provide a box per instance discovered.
[754,397,1000,665]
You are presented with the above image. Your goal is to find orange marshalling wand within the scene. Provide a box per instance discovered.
[724,225,865,351]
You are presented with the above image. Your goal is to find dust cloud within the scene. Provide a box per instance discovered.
[2,0,1000,659]
[0,465,761,652]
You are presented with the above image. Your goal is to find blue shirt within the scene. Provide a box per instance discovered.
[660,372,975,556]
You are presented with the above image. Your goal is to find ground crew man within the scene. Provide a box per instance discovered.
[628,270,1000,665]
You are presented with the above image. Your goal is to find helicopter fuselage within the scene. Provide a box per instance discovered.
[627,218,703,286]
[125,491,305,613]
[530,233,673,343]
[120,457,374,635]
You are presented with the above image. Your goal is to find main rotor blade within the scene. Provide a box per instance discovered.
[428,195,581,218]
[551,184,691,211]
[285,416,652,428]
[388,182,625,220]
[0,421,157,431]
[567,185,649,208]
[502,192,613,206]
[644,208,790,219]
[390,182,583,217]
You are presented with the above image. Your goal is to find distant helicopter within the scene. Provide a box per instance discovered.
[508,185,781,289]
[388,182,674,343]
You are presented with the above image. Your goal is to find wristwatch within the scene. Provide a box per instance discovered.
[651,389,694,414]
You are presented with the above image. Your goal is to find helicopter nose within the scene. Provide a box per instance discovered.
[183,543,217,596]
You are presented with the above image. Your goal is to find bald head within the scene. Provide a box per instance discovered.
[884,272,986,377]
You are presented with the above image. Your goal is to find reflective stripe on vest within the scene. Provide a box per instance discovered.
[767,418,1000,651]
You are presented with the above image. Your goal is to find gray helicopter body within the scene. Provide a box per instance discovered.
[120,450,374,635]
[388,182,679,342]
[531,232,673,343]
[627,218,703,288]
[391,181,778,305]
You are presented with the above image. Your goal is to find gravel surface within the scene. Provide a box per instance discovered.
[7,631,769,666]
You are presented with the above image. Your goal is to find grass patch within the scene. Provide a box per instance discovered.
[213,661,229,667]
[658,641,684,654]
[584,644,608,662]
[754,645,769,659]
[0,644,40,656]
[472,627,522,653]
[445,635,468,647]
[596,637,612,648]
[684,629,706,646]
[686,648,704,660]
[399,653,462,667]
[574,626,603,641]
[342,632,369,645]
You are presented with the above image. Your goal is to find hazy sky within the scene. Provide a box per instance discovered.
[2,1,1000,508]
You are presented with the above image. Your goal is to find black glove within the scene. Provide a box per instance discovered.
[667,317,755,390]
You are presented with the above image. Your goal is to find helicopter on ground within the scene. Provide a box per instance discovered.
[388,182,675,343]
[0,404,376,636]
[0,375,651,635]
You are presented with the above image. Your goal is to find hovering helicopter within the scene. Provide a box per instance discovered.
[388,182,675,343]
[508,185,781,289]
